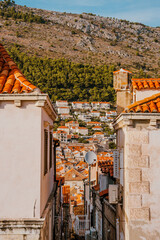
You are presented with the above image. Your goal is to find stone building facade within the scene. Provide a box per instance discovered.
[114,110,160,239]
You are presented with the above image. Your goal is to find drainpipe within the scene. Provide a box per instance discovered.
[83,180,86,215]
[116,218,120,240]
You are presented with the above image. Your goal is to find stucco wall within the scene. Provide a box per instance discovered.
[0,101,41,218]
[136,90,160,102]
[40,108,54,216]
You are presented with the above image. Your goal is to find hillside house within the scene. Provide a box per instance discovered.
[56,100,68,107]
[92,126,103,131]
[91,102,110,109]
[55,130,67,142]
[91,110,100,117]
[0,44,58,240]
[60,113,73,120]
[78,113,91,122]
[93,132,104,139]
[57,106,70,114]
[65,120,79,128]
[99,102,110,109]
[72,101,91,109]
[78,127,88,135]
[57,126,69,134]
[87,121,102,126]
[64,168,86,189]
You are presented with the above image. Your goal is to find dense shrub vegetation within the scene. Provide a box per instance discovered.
[8,45,116,102]
[0,0,46,23]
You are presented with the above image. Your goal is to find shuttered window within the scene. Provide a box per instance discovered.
[44,129,48,175]
[113,149,119,179]
[49,132,53,169]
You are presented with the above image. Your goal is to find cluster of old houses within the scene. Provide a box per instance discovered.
[53,120,116,144]
[55,99,116,122]
[55,142,115,239]
[56,68,160,240]
[55,100,112,120]
[1,41,160,240]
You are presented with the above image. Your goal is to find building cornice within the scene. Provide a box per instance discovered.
[0,93,57,121]
[113,112,160,130]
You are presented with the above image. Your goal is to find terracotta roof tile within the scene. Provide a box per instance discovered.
[125,92,160,113]
[0,44,37,94]
[132,79,160,90]
[113,68,132,74]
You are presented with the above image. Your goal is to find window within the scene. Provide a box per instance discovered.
[44,129,48,175]
[49,132,53,169]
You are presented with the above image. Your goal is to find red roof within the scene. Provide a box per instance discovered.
[113,68,132,74]
[0,44,37,94]
[132,79,160,90]
[125,92,160,113]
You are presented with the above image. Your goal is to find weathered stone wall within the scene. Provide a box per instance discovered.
[0,219,44,240]
[116,91,132,115]
[124,127,160,240]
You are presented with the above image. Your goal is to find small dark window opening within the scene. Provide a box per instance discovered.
[49,132,53,169]
[44,129,48,175]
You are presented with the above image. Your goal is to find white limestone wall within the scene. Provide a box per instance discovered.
[0,101,41,218]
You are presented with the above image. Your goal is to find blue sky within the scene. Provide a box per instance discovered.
[15,0,160,27]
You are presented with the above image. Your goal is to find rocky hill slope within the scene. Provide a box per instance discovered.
[0,1,160,76]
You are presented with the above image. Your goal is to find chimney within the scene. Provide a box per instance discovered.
[113,68,132,114]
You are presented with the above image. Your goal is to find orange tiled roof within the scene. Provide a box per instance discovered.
[113,68,132,74]
[132,79,160,90]
[125,92,160,113]
[94,132,104,134]
[57,130,67,134]
[88,121,101,125]
[0,44,37,94]
[72,101,89,104]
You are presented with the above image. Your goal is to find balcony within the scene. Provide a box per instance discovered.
[73,215,90,236]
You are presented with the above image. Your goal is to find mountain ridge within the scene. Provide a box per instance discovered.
[0,1,160,78]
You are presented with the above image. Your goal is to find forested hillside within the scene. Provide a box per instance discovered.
[8,45,116,102]
[1,0,160,102]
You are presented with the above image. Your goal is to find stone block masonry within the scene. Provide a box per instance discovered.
[0,219,44,240]
[130,208,150,221]
[126,129,150,222]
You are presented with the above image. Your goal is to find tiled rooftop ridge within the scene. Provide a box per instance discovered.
[125,92,160,113]
[0,44,37,94]
[132,79,160,90]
